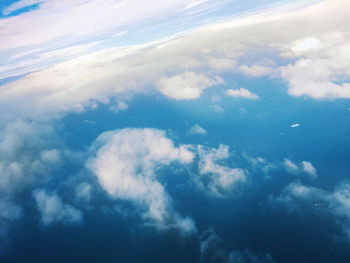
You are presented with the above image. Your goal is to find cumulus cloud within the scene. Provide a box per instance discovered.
[0,120,62,197]
[283,159,299,174]
[226,88,259,100]
[157,72,224,100]
[194,144,247,197]
[200,228,275,263]
[188,124,207,135]
[301,161,317,178]
[33,189,83,226]
[244,154,317,179]
[273,180,350,241]
[283,159,317,178]
[280,32,350,99]
[86,128,196,234]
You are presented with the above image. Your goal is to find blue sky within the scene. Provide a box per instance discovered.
[0,0,350,262]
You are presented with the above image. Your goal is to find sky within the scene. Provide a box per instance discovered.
[0,0,350,262]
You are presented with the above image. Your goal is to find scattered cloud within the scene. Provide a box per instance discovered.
[213,105,224,113]
[301,161,317,178]
[188,124,207,135]
[33,189,83,226]
[283,158,317,178]
[273,180,350,241]
[200,228,276,263]
[194,144,247,197]
[283,159,299,174]
[110,101,128,113]
[86,128,196,234]
[226,88,259,100]
[0,120,62,198]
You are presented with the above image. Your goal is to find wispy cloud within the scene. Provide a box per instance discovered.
[272,180,350,241]
[226,88,259,99]
[188,124,207,135]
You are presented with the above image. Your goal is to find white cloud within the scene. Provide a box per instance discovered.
[200,228,275,263]
[290,37,323,56]
[274,180,350,241]
[75,182,92,202]
[283,159,299,173]
[0,0,191,51]
[195,144,247,197]
[280,31,350,99]
[86,128,196,233]
[33,189,83,226]
[290,123,300,128]
[188,124,207,135]
[0,0,349,121]
[283,159,317,178]
[0,120,62,198]
[226,88,259,99]
[157,72,224,100]
[301,161,317,178]
[238,65,274,77]
[110,101,128,113]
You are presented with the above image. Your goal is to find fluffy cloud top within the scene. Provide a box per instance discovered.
[33,189,83,226]
[157,72,224,100]
[86,128,196,233]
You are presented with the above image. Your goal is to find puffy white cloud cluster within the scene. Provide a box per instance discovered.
[280,32,350,99]
[86,128,196,234]
[274,180,350,241]
[0,120,63,237]
[283,159,317,178]
[195,144,247,197]
[33,189,83,226]
[244,154,318,179]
